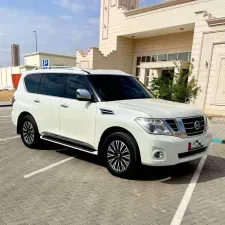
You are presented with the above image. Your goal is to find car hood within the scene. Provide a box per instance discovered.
[107,98,203,118]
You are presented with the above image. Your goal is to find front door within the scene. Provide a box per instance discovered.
[59,74,97,147]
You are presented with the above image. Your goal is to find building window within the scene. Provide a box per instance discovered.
[146,56,151,62]
[158,54,167,61]
[178,52,189,61]
[151,55,157,62]
[135,52,191,80]
[141,56,146,62]
[136,57,141,66]
[168,53,178,61]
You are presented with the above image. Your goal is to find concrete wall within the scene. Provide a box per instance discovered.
[24,54,40,67]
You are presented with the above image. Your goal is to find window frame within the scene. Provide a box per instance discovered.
[87,74,154,102]
[64,74,99,102]
[24,73,42,94]
[178,52,190,61]
[158,54,168,62]
[38,73,66,98]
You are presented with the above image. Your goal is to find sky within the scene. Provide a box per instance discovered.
[0,0,163,66]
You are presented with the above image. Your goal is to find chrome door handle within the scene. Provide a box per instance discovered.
[34,99,40,103]
[61,103,68,108]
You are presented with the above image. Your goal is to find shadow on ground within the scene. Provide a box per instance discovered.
[38,141,225,184]
[35,140,68,151]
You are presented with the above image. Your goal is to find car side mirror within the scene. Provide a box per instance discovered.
[76,89,92,101]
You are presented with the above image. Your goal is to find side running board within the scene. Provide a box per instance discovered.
[40,133,98,155]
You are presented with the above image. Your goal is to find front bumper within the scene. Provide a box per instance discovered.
[137,130,212,166]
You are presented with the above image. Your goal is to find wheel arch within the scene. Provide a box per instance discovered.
[98,126,140,157]
[17,111,34,134]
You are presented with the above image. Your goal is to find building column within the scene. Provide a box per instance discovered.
[139,68,146,84]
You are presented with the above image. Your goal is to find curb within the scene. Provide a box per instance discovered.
[212,138,225,144]
[0,104,12,108]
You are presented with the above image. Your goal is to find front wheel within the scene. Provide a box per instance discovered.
[102,132,140,178]
[20,115,40,148]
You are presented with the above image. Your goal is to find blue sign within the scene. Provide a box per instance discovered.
[42,59,49,68]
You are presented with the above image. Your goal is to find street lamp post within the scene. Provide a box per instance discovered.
[33,31,37,52]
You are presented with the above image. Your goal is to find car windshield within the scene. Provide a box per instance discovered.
[88,75,154,101]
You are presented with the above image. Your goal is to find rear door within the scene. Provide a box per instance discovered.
[59,74,97,147]
[15,73,42,127]
[37,73,66,135]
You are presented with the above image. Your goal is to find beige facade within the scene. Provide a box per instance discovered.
[76,0,225,116]
[24,52,76,67]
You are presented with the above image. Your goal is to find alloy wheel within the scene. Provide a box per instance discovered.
[22,121,35,145]
[107,140,131,172]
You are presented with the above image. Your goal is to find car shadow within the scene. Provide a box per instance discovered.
[56,148,103,166]
[35,141,65,151]
[38,142,225,184]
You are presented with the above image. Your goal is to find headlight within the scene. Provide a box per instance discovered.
[135,118,171,135]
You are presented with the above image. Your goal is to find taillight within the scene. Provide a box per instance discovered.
[188,142,192,151]
[12,96,15,105]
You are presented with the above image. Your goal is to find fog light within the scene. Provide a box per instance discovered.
[153,151,164,159]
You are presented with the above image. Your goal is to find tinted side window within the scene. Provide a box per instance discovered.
[39,73,66,97]
[24,73,42,94]
[65,75,90,99]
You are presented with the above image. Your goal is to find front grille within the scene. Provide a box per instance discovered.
[165,119,178,132]
[178,147,207,158]
[182,116,205,136]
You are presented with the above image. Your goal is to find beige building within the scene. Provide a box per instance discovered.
[0,52,76,88]
[24,52,76,67]
[76,0,225,116]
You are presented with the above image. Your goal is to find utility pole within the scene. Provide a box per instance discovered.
[33,31,37,52]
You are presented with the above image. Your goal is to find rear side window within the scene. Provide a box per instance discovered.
[39,73,66,97]
[65,75,90,99]
[24,73,42,94]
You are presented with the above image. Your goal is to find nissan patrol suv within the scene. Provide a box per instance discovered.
[12,67,212,178]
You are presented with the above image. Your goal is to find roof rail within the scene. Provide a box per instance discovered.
[32,66,84,71]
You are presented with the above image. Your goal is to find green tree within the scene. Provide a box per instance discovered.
[151,64,201,103]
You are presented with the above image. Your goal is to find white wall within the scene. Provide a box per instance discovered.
[0,67,17,87]
[0,66,33,88]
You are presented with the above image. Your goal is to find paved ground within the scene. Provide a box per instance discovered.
[209,119,225,140]
[0,108,225,225]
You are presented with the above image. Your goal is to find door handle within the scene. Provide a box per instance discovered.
[34,99,40,103]
[61,103,68,108]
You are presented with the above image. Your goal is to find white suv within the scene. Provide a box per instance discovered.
[12,67,212,177]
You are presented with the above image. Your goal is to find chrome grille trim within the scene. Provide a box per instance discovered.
[182,116,205,136]
[163,116,206,138]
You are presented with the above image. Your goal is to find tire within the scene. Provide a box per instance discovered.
[20,115,40,148]
[102,132,140,178]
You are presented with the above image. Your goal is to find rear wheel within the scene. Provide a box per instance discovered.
[20,115,40,148]
[102,132,140,178]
